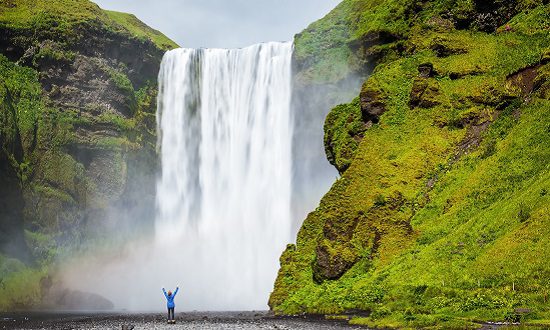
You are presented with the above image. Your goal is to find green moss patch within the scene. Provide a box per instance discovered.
[0,0,178,51]
[105,10,178,50]
[273,1,550,327]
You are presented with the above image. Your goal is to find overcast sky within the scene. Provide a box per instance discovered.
[92,0,342,49]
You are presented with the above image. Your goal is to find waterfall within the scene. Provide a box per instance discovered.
[155,42,293,310]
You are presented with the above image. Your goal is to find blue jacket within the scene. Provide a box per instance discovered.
[163,287,179,308]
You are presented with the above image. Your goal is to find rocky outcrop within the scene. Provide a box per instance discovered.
[360,80,387,123]
[323,98,369,174]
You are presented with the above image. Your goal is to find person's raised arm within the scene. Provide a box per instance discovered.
[173,286,179,297]
[162,287,168,299]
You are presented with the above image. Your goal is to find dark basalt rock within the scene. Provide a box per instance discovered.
[409,77,442,108]
[360,84,386,124]
[43,56,136,117]
[313,241,359,283]
[418,62,435,78]
[430,38,468,58]
[508,64,544,97]
[349,30,403,66]
[447,0,520,33]
[472,0,518,33]
[312,211,364,283]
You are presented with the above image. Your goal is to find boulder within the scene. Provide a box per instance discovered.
[360,81,386,123]
[409,77,442,108]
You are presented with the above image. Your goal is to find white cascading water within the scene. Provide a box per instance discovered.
[154,42,293,310]
[59,42,293,311]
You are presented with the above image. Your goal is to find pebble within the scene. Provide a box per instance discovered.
[0,312,361,330]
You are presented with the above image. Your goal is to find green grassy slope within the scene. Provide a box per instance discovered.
[104,10,178,51]
[271,0,550,327]
[0,0,178,50]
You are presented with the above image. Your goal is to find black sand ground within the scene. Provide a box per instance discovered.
[0,311,363,329]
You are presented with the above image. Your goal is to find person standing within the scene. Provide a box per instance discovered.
[162,286,179,323]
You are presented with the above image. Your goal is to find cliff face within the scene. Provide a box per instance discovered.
[290,1,369,233]
[0,0,177,309]
[272,0,550,327]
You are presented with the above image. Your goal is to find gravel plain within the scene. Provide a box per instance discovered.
[0,311,362,330]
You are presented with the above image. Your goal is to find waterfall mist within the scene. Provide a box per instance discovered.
[61,42,293,311]
[290,75,364,234]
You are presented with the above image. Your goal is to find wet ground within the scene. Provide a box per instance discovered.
[0,311,362,329]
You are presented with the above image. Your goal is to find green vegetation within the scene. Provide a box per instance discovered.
[0,54,41,151]
[105,10,179,50]
[294,0,547,84]
[107,68,135,96]
[32,41,76,65]
[0,0,178,50]
[324,97,367,173]
[0,0,169,310]
[272,1,550,328]
[0,256,46,310]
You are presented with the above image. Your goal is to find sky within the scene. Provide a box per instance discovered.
[92,0,342,49]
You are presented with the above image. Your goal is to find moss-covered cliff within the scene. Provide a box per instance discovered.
[0,0,177,310]
[271,0,550,327]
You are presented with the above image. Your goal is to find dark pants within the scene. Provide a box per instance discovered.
[167,307,174,321]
